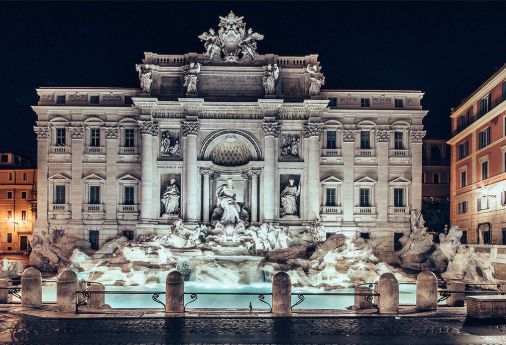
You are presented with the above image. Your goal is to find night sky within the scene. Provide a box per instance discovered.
[2,1,506,164]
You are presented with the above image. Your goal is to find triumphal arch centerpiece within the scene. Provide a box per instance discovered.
[32,11,427,259]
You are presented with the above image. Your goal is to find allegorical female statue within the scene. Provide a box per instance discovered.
[280,178,300,217]
[161,179,180,216]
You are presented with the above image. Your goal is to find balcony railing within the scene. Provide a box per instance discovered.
[354,206,376,214]
[50,146,70,154]
[355,149,375,157]
[388,207,409,215]
[322,148,342,157]
[119,146,139,155]
[118,205,139,213]
[452,94,506,136]
[52,204,70,212]
[86,146,105,154]
[84,204,104,212]
[320,205,342,214]
[389,149,410,157]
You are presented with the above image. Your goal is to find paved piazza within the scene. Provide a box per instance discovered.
[1,313,506,344]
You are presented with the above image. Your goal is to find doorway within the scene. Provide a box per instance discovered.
[19,236,28,252]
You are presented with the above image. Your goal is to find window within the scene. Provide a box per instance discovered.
[8,172,12,181]
[6,233,12,243]
[325,188,336,206]
[89,186,101,204]
[90,128,100,147]
[503,82,506,102]
[422,173,425,184]
[394,132,404,150]
[54,185,66,204]
[461,231,467,244]
[326,131,337,149]
[480,94,491,116]
[90,95,100,104]
[7,191,12,199]
[433,173,440,184]
[394,98,404,108]
[124,186,135,205]
[478,223,491,244]
[21,210,27,221]
[7,211,12,220]
[360,232,370,239]
[481,160,489,180]
[360,98,370,107]
[0,154,7,163]
[124,128,135,147]
[477,196,489,211]
[503,228,506,245]
[457,114,467,130]
[458,141,469,159]
[360,131,370,149]
[393,188,405,207]
[501,190,506,206]
[56,128,66,146]
[22,172,27,181]
[479,127,490,149]
[56,95,66,104]
[460,170,467,188]
[359,188,370,207]
[458,201,467,214]
[21,191,27,199]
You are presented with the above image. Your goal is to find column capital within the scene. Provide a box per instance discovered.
[105,127,119,140]
[210,171,221,180]
[376,130,391,143]
[200,168,212,176]
[262,122,280,137]
[33,126,49,139]
[342,129,358,142]
[69,126,84,139]
[409,130,426,143]
[182,121,200,136]
[303,122,324,138]
[138,120,159,136]
[241,172,251,180]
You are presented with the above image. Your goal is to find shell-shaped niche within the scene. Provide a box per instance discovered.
[209,135,253,166]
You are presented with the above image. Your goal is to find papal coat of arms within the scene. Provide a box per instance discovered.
[198,11,264,63]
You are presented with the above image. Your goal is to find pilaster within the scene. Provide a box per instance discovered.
[410,130,426,211]
[33,126,49,231]
[105,127,119,223]
[262,121,280,222]
[69,126,84,223]
[304,122,323,220]
[376,130,390,222]
[182,120,200,223]
[138,121,158,222]
[342,129,357,222]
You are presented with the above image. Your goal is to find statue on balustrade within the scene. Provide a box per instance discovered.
[211,178,249,229]
[136,65,153,94]
[306,64,325,96]
[161,179,180,216]
[263,64,279,95]
[184,62,201,96]
[280,178,300,217]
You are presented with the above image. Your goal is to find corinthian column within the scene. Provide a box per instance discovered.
[183,121,200,223]
[262,122,280,222]
[33,126,49,231]
[304,122,323,221]
[342,129,357,222]
[410,130,426,211]
[376,130,390,222]
[250,170,260,224]
[69,126,84,223]
[139,121,158,222]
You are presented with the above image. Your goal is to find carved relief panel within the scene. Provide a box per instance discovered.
[160,130,182,159]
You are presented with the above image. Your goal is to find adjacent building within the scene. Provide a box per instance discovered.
[448,64,506,245]
[0,153,36,253]
[421,138,450,232]
[32,12,427,256]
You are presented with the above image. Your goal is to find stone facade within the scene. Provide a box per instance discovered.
[32,12,427,256]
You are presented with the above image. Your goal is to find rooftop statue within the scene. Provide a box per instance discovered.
[136,65,153,94]
[306,64,325,96]
[198,11,264,63]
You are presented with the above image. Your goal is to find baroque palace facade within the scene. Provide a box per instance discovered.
[32,12,427,255]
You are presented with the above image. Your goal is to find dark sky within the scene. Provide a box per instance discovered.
[2,1,506,163]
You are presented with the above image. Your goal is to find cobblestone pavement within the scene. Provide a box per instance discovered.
[1,313,506,344]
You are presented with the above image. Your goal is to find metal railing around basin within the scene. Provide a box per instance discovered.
[75,290,167,313]
[290,291,379,310]
[182,292,273,312]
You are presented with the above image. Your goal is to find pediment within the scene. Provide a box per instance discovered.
[118,174,140,182]
[48,173,71,180]
[355,176,376,184]
[389,177,411,185]
[83,173,105,181]
[321,176,342,184]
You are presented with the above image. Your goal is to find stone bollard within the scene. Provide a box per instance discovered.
[86,283,106,309]
[416,271,438,311]
[378,273,399,314]
[165,271,184,314]
[446,280,465,307]
[21,267,42,308]
[0,278,10,303]
[272,272,291,316]
[354,286,373,309]
[57,269,78,312]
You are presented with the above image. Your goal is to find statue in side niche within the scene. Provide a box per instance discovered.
[161,179,180,216]
[280,178,300,217]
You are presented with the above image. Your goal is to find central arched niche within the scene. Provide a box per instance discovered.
[201,130,261,167]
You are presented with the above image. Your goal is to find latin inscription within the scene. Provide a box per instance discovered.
[199,74,263,95]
